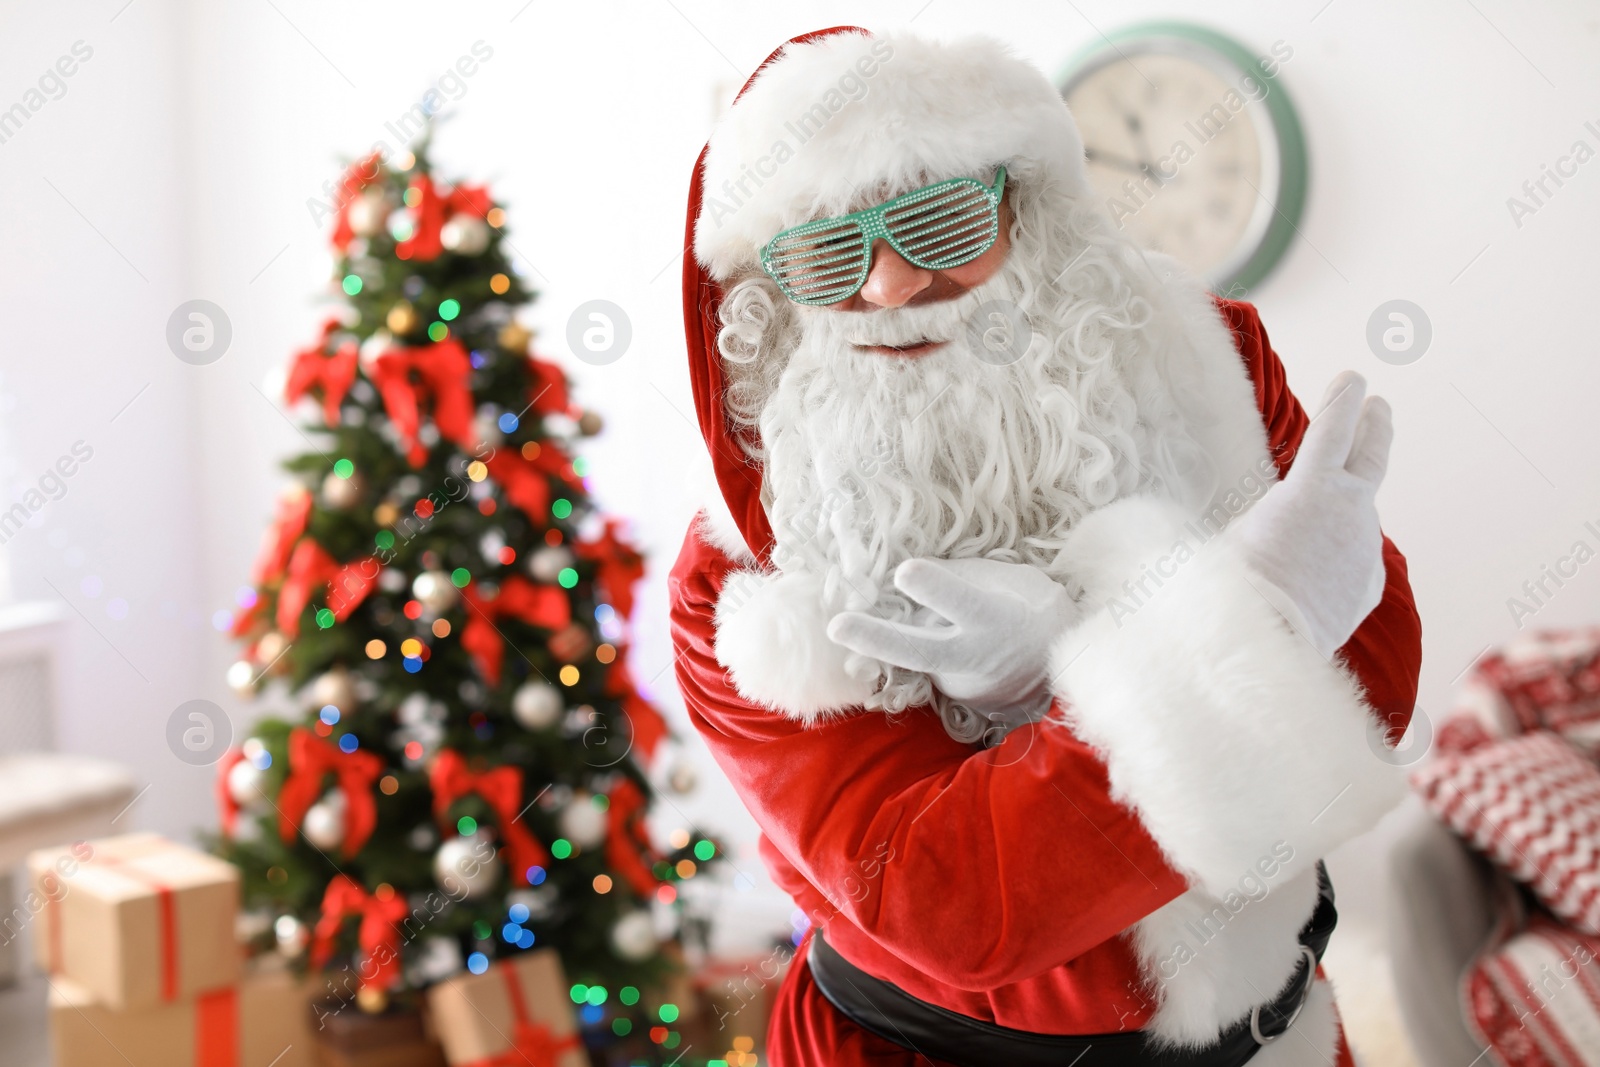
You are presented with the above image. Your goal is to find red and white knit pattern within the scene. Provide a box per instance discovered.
[1466,913,1600,1067]
[1414,732,1600,936]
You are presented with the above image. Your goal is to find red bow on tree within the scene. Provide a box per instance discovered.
[525,357,572,417]
[397,177,493,262]
[275,540,379,638]
[460,577,572,686]
[277,728,384,857]
[285,319,359,427]
[602,647,668,764]
[369,338,477,466]
[309,875,410,991]
[429,750,550,885]
[574,519,645,621]
[330,153,384,252]
[483,442,585,525]
[231,487,315,637]
[606,778,663,897]
[216,747,246,835]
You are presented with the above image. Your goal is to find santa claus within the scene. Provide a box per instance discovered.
[670,26,1421,1067]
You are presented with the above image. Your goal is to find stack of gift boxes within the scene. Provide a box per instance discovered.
[29,832,319,1067]
[27,832,586,1067]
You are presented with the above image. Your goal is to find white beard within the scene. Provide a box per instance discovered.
[757,251,1178,726]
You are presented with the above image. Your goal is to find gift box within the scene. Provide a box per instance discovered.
[307,997,448,1067]
[49,960,319,1067]
[426,950,585,1067]
[30,832,240,1009]
[682,951,785,1059]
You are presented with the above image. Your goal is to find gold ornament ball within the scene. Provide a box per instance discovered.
[346,191,389,238]
[321,469,365,509]
[498,322,533,353]
[254,630,289,667]
[387,303,418,335]
[310,668,357,713]
[356,986,389,1014]
[577,410,604,436]
[373,501,400,527]
[668,760,698,795]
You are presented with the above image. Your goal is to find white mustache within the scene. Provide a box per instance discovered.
[798,273,1005,350]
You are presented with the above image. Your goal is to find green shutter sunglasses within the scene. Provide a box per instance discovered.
[759,166,1008,306]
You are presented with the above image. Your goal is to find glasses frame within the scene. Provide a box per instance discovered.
[759,165,1008,306]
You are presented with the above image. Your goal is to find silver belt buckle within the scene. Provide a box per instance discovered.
[1250,946,1319,1045]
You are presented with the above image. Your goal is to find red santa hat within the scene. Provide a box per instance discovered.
[681,27,1092,564]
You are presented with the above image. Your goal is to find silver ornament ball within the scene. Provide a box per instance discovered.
[434,833,500,900]
[528,546,575,583]
[302,794,346,851]
[412,570,459,613]
[440,215,491,255]
[558,793,608,849]
[511,681,563,730]
[611,910,659,962]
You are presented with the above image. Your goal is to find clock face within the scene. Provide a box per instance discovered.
[1061,39,1290,289]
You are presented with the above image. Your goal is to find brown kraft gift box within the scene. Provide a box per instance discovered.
[29,832,241,1010]
[425,949,585,1067]
[49,960,319,1067]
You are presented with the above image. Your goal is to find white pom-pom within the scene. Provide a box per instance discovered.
[712,569,872,723]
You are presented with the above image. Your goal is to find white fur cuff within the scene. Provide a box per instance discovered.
[1048,495,1405,898]
[713,568,874,722]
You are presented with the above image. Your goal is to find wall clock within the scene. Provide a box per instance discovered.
[1058,22,1308,293]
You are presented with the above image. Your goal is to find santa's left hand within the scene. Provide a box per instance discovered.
[826,557,1079,727]
[1229,370,1393,661]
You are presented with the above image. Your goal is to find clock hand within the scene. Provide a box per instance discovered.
[1084,146,1170,186]
[1083,146,1150,174]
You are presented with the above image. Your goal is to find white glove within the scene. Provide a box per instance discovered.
[1229,370,1394,660]
[825,557,1079,726]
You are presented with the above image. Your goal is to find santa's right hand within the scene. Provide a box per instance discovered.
[826,556,1078,724]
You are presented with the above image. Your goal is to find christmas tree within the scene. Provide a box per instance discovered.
[214,141,720,1059]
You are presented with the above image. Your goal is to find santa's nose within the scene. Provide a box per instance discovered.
[856,240,933,308]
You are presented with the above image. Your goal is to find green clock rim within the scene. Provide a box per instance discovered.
[1055,21,1309,296]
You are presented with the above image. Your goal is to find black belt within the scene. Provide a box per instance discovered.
[807,862,1337,1067]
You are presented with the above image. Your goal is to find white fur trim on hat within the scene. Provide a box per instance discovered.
[694,30,1090,282]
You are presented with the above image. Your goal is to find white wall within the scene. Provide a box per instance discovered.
[3,0,1598,953]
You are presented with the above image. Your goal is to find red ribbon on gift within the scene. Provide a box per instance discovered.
[397,178,493,262]
[574,519,645,621]
[429,750,550,885]
[330,153,384,252]
[462,961,583,1067]
[370,338,477,467]
[605,778,663,898]
[285,318,360,427]
[45,843,183,1001]
[310,876,410,992]
[277,728,384,857]
[460,577,572,687]
[194,987,239,1067]
[275,540,379,638]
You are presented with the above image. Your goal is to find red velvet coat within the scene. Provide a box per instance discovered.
[668,298,1421,1066]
